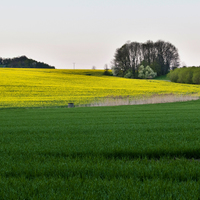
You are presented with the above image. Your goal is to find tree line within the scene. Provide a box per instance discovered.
[0,56,55,69]
[168,66,200,84]
[112,40,179,78]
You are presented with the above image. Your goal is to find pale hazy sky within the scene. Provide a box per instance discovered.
[1,0,200,69]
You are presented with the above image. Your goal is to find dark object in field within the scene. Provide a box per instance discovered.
[68,103,74,108]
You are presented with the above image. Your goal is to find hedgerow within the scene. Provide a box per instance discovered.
[168,67,200,84]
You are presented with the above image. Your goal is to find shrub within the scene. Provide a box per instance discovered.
[111,66,120,76]
[103,64,112,76]
[185,69,193,84]
[177,68,188,83]
[168,67,200,84]
[124,71,133,78]
[192,70,200,84]
[138,65,157,79]
[167,70,179,83]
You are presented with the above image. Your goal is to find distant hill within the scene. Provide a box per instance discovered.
[0,56,55,69]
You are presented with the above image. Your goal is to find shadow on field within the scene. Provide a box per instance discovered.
[41,149,200,160]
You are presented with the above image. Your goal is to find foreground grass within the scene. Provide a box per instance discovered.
[1,100,200,199]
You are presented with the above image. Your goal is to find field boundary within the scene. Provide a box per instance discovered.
[78,94,200,107]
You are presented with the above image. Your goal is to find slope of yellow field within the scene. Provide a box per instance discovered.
[0,68,200,108]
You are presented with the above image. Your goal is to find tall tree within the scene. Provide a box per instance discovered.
[112,40,179,77]
[0,57,3,65]
[127,41,142,77]
[112,44,130,76]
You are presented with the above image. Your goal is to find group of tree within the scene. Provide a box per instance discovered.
[167,66,200,84]
[112,40,179,78]
[0,56,55,69]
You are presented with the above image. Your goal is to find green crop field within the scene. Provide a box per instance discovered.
[1,100,200,199]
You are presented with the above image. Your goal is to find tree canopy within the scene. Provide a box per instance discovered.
[0,56,55,69]
[167,66,200,84]
[112,40,179,78]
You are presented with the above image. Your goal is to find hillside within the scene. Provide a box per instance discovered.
[0,68,200,108]
[0,56,55,69]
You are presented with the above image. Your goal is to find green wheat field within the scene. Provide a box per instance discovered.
[1,100,200,199]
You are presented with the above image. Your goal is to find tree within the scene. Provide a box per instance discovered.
[124,70,133,78]
[0,57,3,65]
[127,41,142,77]
[154,40,179,75]
[168,67,200,84]
[111,65,119,76]
[112,40,179,78]
[138,65,157,79]
[192,70,200,84]
[142,40,156,65]
[0,56,55,69]
[112,44,131,76]
[103,64,112,76]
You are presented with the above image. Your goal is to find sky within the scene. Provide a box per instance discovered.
[0,0,200,69]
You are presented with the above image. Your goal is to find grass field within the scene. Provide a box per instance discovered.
[1,100,200,199]
[153,75,170,80]
[1,68,200,108]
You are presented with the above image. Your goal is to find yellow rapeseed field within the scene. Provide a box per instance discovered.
[0,68,200,108]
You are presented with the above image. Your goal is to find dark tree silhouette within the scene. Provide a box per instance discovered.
[0,56,55,69]
[112,40,179,77]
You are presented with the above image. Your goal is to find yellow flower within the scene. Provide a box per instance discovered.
[0,68,200,108]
